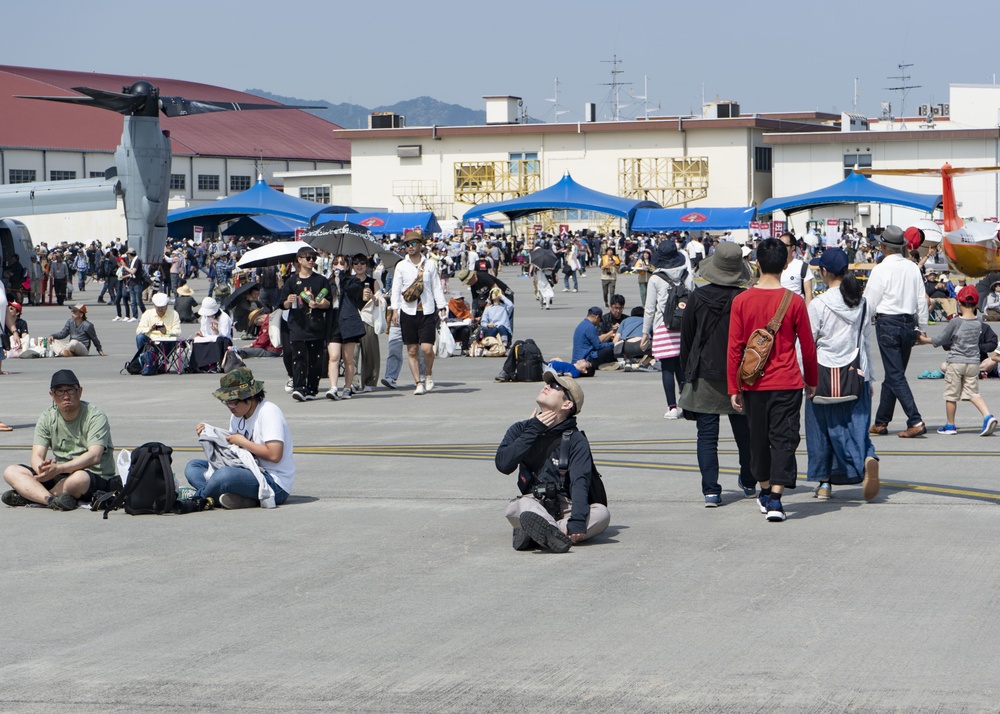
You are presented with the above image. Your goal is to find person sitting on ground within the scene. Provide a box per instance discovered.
[184,367,294,509]
[456,268,515,320]
[136,292,181,352]
[2,369,116,510]
[174,282,199,323]
[495,369,609,552]
[614,306,653,366]
[235,309,281,359]
[49,304,105,357]
[476,287,514,344]
[572,306,615,377]
[447,295,474,355]
[231,285,262,336]
[195,296,233,340]
[598,294,627,338]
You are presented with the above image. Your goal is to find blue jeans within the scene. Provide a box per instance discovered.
[659,357,684,408]
[805,385,878,484]
[563,270,578,290]
[129,282,146,316]
[693,411,754,496]
[874,314,922,427]
[185,459,289,505]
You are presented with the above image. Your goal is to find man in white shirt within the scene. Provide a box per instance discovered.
[778,233,813,305]
[685,235,706,269]
[390,230,447,395]
[864,225,929,438]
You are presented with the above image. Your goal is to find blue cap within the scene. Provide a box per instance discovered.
[809,247,849,275]
[587,306,603,317]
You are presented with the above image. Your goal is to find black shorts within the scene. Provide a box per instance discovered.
[24,464,115,500]
[400,310,438,345]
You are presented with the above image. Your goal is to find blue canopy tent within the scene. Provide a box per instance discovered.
[466,218,504,230]
[630,206,756,232]
[167,178,353,237]
[312,211,441,236]
[758,172,942,215]
[462,172,660,222]
[221,215,306,237]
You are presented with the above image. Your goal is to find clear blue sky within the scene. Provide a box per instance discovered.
[8,0,998,122]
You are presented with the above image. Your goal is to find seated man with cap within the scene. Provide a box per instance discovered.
[572,306,615,377]
[136,292,182,352]
[494,369,610,552]
[2,369,116,511]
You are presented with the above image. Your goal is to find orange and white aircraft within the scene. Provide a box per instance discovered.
[860,164,1000,277]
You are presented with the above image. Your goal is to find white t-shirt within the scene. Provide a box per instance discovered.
[230,400,295,493]
[781,258,810,296]
[686,241,705,260]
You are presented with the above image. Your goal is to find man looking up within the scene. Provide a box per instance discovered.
[2,369,116,511]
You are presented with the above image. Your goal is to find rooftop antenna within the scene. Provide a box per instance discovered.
[601,55,631,121]
[544,77,568,122]
[853,77,860,113]
[885,63,920,130]
[632,75,652,120]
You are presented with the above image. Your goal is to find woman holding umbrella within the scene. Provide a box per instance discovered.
[325,254,366,401]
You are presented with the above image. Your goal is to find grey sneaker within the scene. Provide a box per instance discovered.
[381,378,397,390]
[218,493,259,510]
[1,489,31,507]
[704,494,722,508]
[48,493,79,511]
[512,527,536,551]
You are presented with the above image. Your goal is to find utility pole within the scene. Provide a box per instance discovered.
[885,64,920,130]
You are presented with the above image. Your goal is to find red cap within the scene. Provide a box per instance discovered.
[958,285,979,305]
[904,226,924,251]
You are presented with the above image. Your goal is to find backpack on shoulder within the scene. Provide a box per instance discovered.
[738,290,794,388]
[97,442,176,518]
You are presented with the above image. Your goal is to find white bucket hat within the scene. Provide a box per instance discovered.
[198,296,222,316]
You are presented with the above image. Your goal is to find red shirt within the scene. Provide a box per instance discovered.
[727,287,818,394]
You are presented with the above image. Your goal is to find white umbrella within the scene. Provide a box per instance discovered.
[236,241,303,269]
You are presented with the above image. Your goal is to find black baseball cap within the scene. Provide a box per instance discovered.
[50,369,80,389]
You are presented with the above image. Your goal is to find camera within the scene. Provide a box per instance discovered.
[532,484,558,500]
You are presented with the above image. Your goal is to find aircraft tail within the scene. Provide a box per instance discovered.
[941,164,964,232]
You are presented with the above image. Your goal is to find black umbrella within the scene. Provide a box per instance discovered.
[303,220,402,270]
[224,280,260,311]
[529,247,559,271]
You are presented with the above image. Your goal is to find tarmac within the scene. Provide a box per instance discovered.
[2,270,1000,713]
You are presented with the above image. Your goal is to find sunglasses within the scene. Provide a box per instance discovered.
[404,241,420,247]
[352,259,366,265]
[546,381,566,393]
[300,255,318,262]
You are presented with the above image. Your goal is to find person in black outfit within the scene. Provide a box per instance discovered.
[678,241,756,507]
[457,269,514,320]
[324,254,367,400]
[279,246,331,401]
[174,282,199,323]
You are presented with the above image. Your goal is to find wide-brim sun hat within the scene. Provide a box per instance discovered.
[198,296,222,316]
[651,240,686,270]
[212,367,264,402]
[696,242,752,287]
[176,284,194,297]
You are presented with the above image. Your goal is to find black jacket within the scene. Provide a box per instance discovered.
[680,283,740,383]
[495,416,596,535]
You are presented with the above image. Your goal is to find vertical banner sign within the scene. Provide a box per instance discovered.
[770,220,785,238]
[559,224,570,235]
[295,228,305,241]
[193,226,203,243]
[474,221,484,235]
[825,218,841,246]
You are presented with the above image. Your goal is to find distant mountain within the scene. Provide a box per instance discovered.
[246,89,487,128]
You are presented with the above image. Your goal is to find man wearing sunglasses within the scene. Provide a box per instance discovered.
[390,230,447,395]
[2,369,116,511]
[495,370,610,552]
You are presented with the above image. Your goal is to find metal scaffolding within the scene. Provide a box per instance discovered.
[454,160,541,204]
[392,180,452,215]
[619,157,709,207]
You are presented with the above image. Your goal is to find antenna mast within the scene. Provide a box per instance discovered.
[544,77,568,122]
[601,55,631,121]
[885,63,920,130]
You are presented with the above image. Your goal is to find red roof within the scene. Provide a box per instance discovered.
[0,65,350,162]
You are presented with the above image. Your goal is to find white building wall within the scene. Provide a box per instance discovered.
[950,85,1000,129]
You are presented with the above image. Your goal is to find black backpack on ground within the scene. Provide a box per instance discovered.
[98,442,176,518]
[499,339,545,382]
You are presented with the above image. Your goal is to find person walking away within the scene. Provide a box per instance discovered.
[641,240,691,419]
[864,225,929,438]
[727,238,818,522]
[919,285,999,436]
[804,248,880,502]
[678,241,756,507]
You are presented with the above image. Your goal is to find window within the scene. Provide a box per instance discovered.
[50,170,77,181]
[89,171,107,178]
[509,151,539,176]
[230,175,252,192]
[170,174,186,190]
[843,153,872,178]
[198,174,220,191]
[299,186,331,204]
[754,147,772,173]
[8,169,36,184]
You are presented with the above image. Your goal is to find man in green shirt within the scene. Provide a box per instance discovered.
[2,369,116,511]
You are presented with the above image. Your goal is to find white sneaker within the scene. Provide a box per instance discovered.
[414,383,426,395]
[562,288,570,292]
[424,377,435,393]
[112,316,121,321]
[572,288,578,293]
[325,389,340,401]
[128,317,138,322]
[285,379,294,393]
[362,386,374,393]
[664,407,682,420]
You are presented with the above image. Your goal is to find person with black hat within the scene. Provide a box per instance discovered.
[865,225,930,438]
[1,369,116,510]
[495,370,609,552]
[679,241,756,507]
[572,306,615,377]
[184,367,294,509]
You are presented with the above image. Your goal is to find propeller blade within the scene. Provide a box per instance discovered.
[858,166,1000,177]
[159,97,324,117]
[17,86,147,115]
